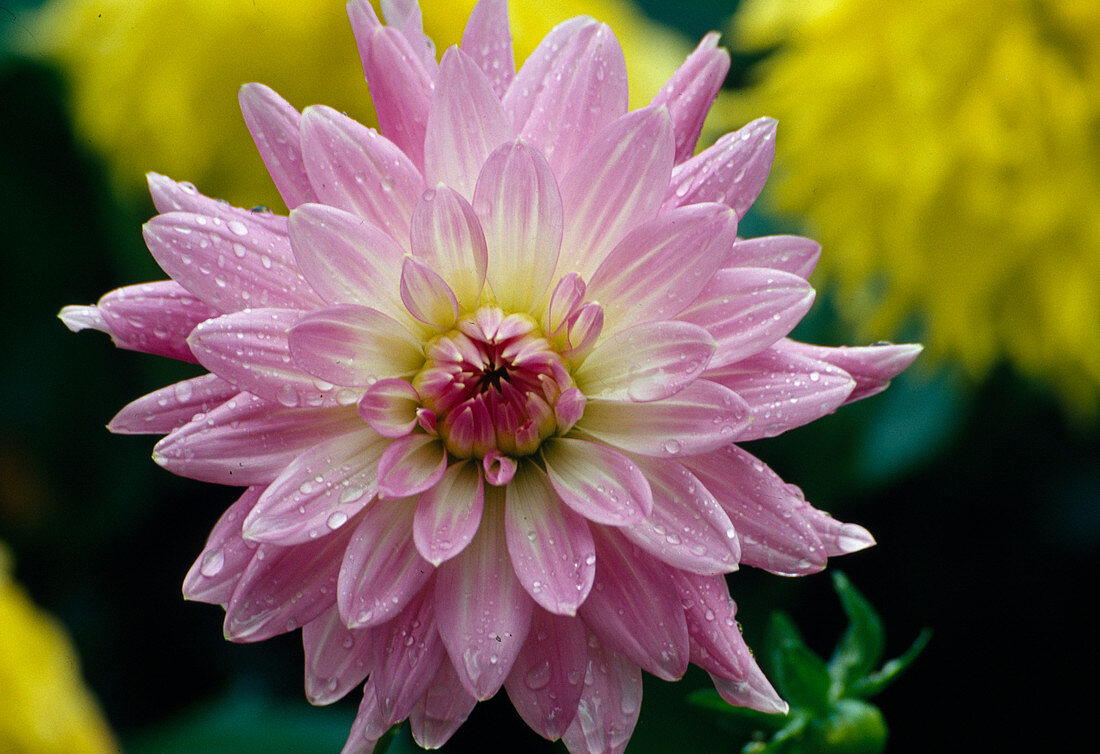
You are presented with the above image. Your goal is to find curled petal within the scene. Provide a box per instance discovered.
[376,434,449,499]
[358,378,421,438]
[399,255,460,330]
[410,186,488,310]
[546,273,586,336]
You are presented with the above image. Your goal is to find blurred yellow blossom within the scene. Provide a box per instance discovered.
[730,0,1100,413]
[0,543,118,753]
[27,0,693,210]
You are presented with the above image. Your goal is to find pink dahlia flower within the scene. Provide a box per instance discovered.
[60,1,920,751]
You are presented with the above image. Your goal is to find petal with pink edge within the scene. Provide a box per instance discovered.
[370,583,448,725]
[578,528,689,681]
[376,434,449,499]
[408,659,477,750]
[302,606,373,705]
[410,185,488,310]
[541,438,652,526]
[342,679,387,754]
[413,459,484,566]
[560,632,644,754]
[146,174,291,237]
[504,607,588,741]
[378,0,436,70]
[399,255,460,330]
[182,487,262,606]
[781,340,923,404]
[109,373,237,435]
[577,380,751,457]
[729,235,822,280]
[711,670,789,716]
[650,32,731,164]
[358,378,421,439]
[505,462,596,615]
[338,498,433,628]
[434,495,534,700]
[474,140,563,314]
[94,281,217,363]
[425,47,510,199]
[460,0,514,97]
[238,83,316,209]
[242,430,388,545]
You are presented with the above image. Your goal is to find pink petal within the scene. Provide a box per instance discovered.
[399,255,459,329]
[224,524,352,642]
[341,679,388,754]
[370,583,448,725]
[238,83,316,209]
[576,320,715,402]
[681,445,829,576]
[503,16,596,133]
[473,140,563,314]
[376,435,449,499]
[92,281,217,362]
[541,438,653,526]
[288,304,423,388]
[379,0,436,71]
[546,273,586,336]
[302,606,373,705]
[705,345,856,441]
[288,204,410,321]
[650,33,731,164]
[504,462,596,615]
[578,528,689,681]
[664,117,777,219]
[434,496,534,700]
[425,47,511,199]
[619,457,740,575]
[182,487,262,606]
[143,212,320,313]
[338,498,433,628]
[145,174,291,236]
[504,607,588,741]
[358,378,421,439]
[299,106,423,245]
[729,235,822,280]
[408,659,477,749]
[109,374,238,435]
[460,0,514,98]
[577,380,751,457]
[679,267,816,370]
[558,107,675,281]
[242,431,389,545]
[669,571,754,682]
[800,505,877,557]
[560,632,643,754]
[781,340,923,404]
[153,396,364,486]
[711,669,788,715]
[586,202,737,334]
[409,185,488,309]
[413,460,485,566]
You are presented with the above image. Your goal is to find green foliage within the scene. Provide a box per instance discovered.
[689,572,930,754]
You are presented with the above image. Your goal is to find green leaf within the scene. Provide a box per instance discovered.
[850,628,932,698]
[828,572,885,689]
[766,613,831,713]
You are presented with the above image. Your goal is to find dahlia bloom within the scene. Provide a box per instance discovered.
[60,1,919,750]
[730,0,1100,415]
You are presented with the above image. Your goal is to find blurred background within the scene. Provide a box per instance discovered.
[1,0,1097,751]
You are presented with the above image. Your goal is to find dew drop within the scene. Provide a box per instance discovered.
[199,548,225,577]
[227,220,249,236]
[327,511,349,530]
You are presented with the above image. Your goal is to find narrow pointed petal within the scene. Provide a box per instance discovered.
[243,431,388,545]
[682,445,830,576]
[288,204,409,320]
[370,585,448,725]
[302,606,373,705]
[578,528,689,681]
[109,374,237,435]
[587,203,736,334]
[338,498,433,628]
[239,83,316,209]
[153,396,363,485]
[359,378,421,439]
[619,457,740,575]
[578,380,751,457]
[504,17,597,135]
[782,340,923,404]
[711,668,788,715]
[651,33,731,163]
[665,117,777,219]
[558,107,675,280]
[408,659,477,749]
[425,47,510,199]
[399,255,460,329]
[146,173,292,235]
[342,680,387,754]
[542,438,652,526]
[679,268,816,370]
[413,459,484,565]
[474,140,563,314]
[560,633,643,754]
[729,235,822,280]
[435,497,534,700]
[289,303,424,388]
[182,487,262,606]
[546,273,586,336]
[376,435,449,499]
[505,462,596,615]
[299,106,423,245]
[706,346,856,441]
[669,570,758,683]
[800,506,876,556]
[379,0,436,70]
[505,607,588,741]
[410,186,488,309]
[143,212,320,312]
[460,0,514,97]
[93,281,217,362]
[576,320,715,402]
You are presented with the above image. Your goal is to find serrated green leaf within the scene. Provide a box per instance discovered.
[850,628,932,698]
[828,572,885,690]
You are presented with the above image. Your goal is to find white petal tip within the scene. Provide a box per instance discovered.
[835,523,876,554]
[58,305,106,333]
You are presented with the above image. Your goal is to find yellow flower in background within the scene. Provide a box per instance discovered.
[26,0,693,210]
[730,0,1100,414]
[0,543,118,754]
